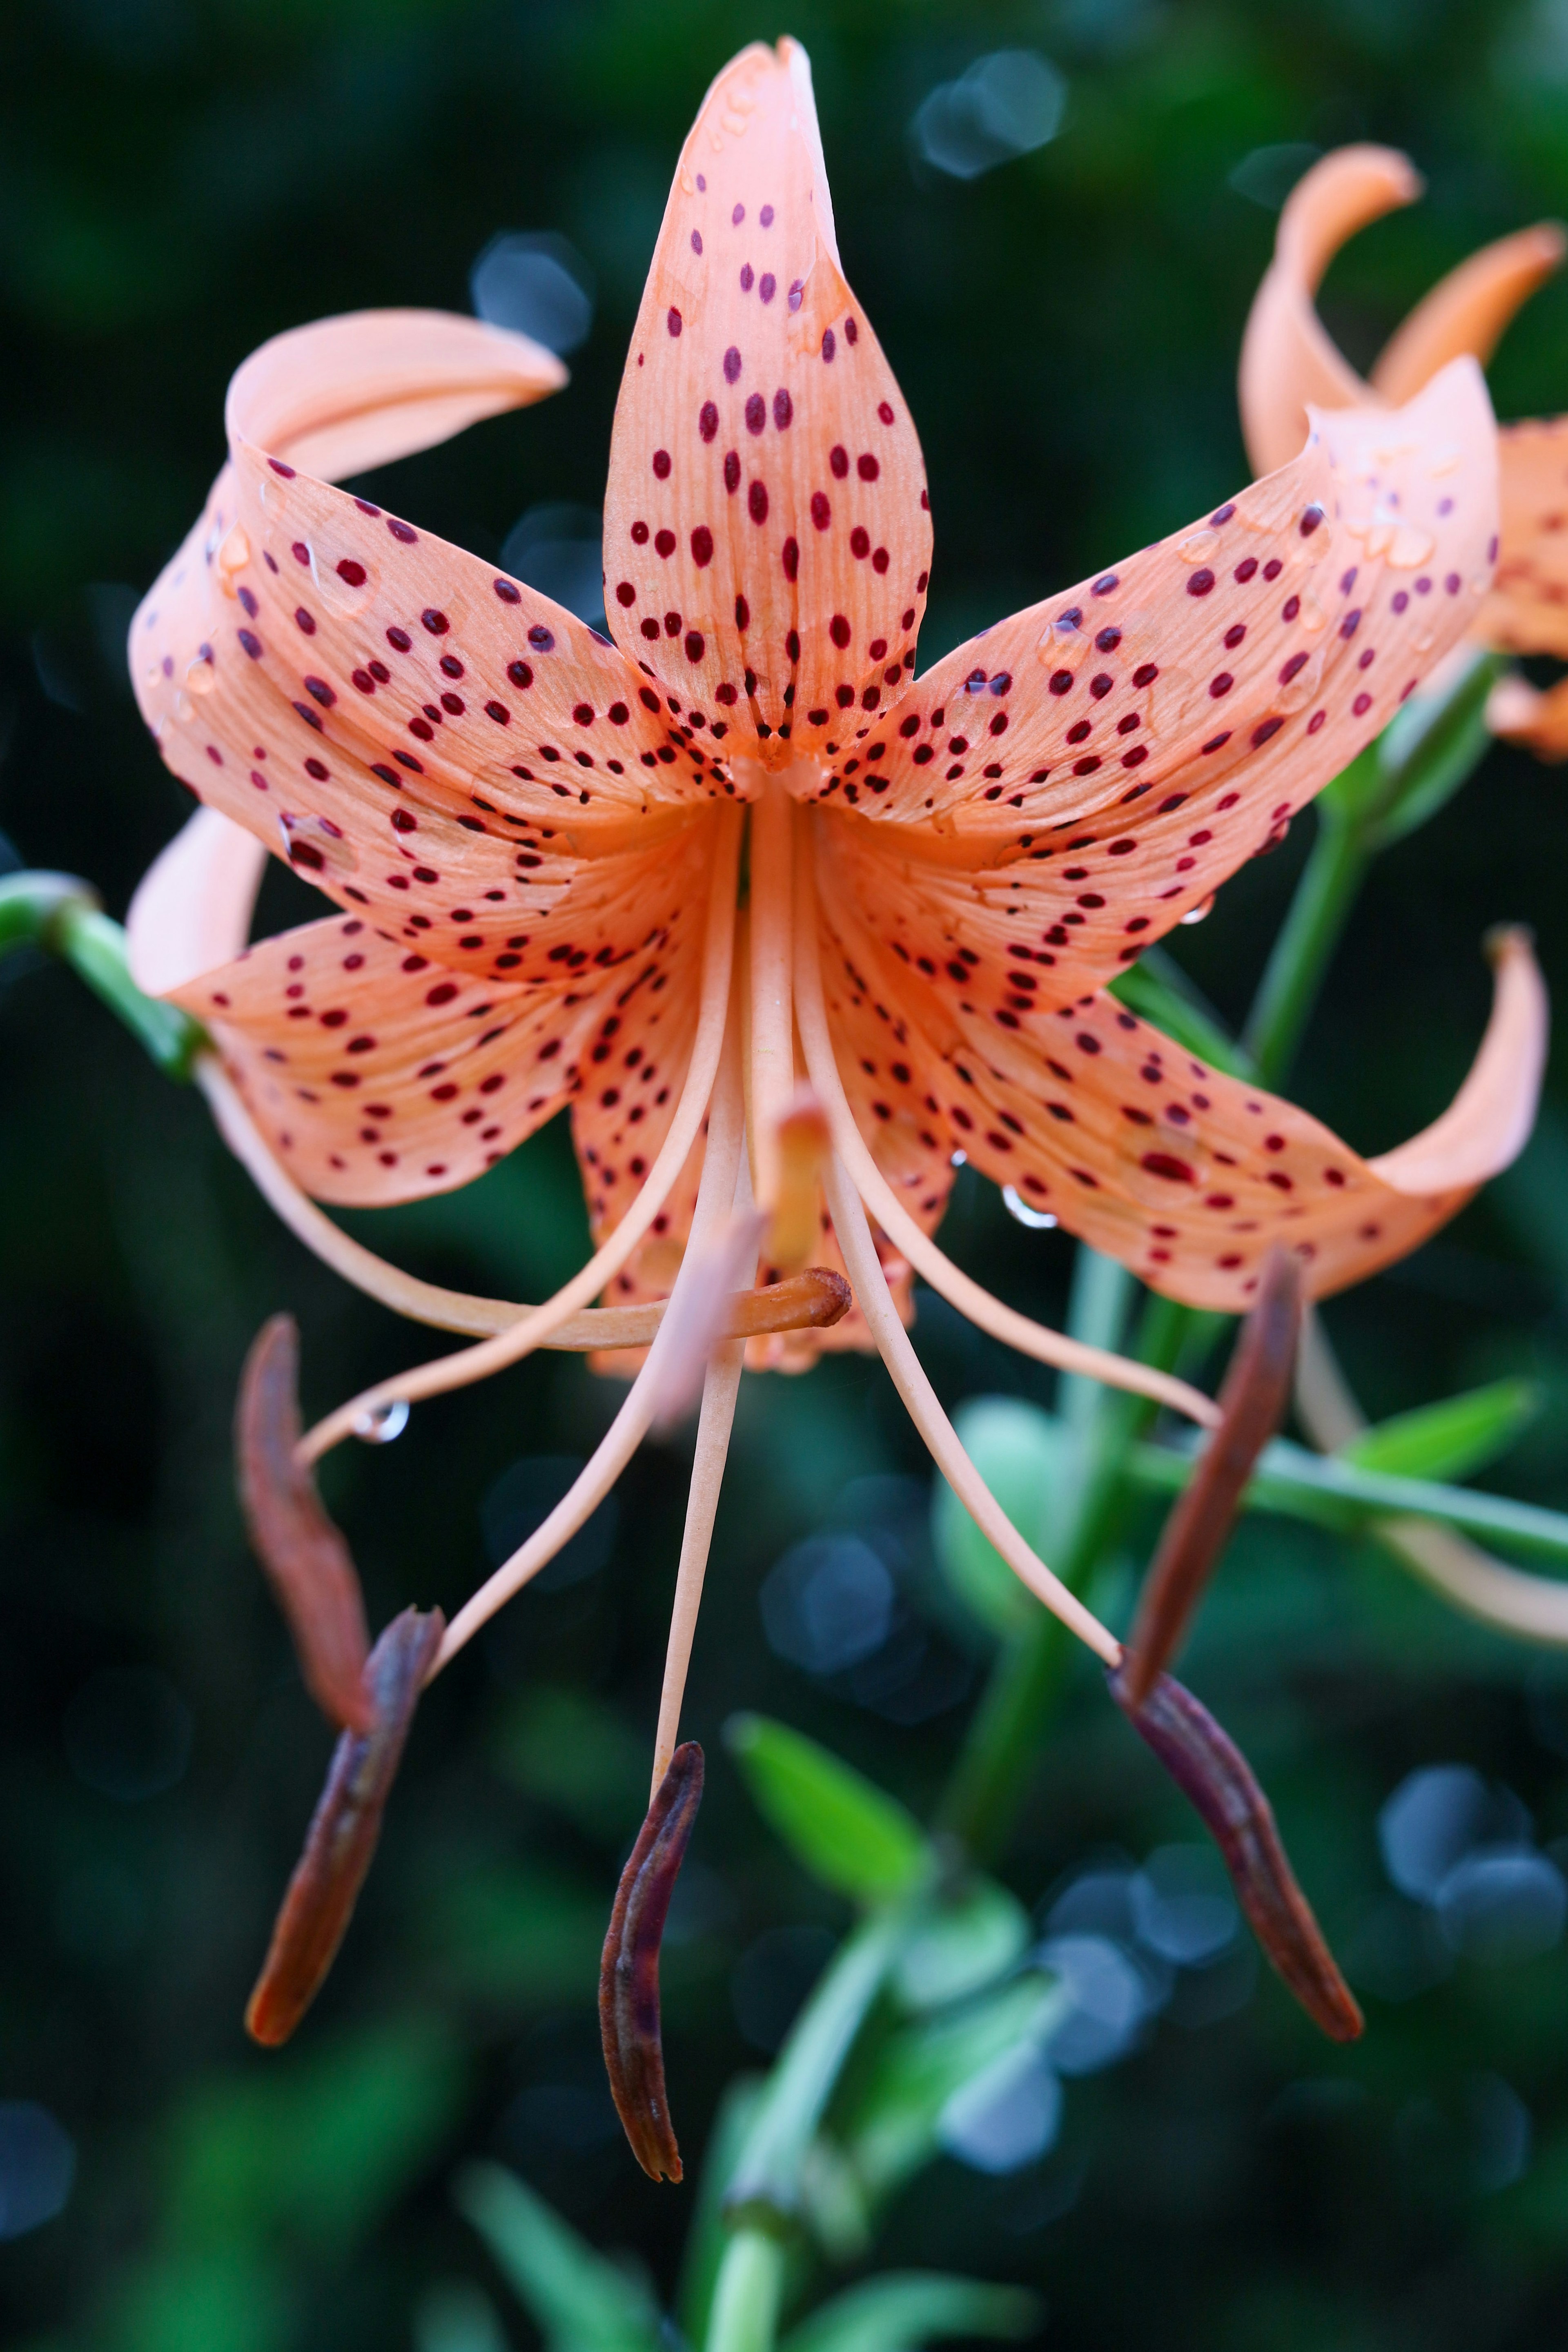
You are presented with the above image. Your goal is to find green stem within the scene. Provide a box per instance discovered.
[0,871,207,1080]
[1240,806,1370,1089]
[938,1252,1141,1860]
[706,1904,913,2352]
[724,1904,910,2221]
[705,2230,786,2352]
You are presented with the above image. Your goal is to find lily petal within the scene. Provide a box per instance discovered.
[602,39,931,762]
[1239,146,1422,476]
[169,909,604,1205]
[807,364,1495,1001]
[920,931,1542,1312]
[131,312,736,988]
[1487,670,1568,757]
[1371,223,1567,407]
[225,308,566,484]
[1478,416,1568,659]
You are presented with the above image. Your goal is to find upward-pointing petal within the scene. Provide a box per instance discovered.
[1370,224,1567,408]
[1239,146,1563,480]
[1239,146,1420,477]
[603,40,932,762]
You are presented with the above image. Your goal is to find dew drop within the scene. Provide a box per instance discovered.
[1179,894,1215,926]
[1002,1184,1057,1229]
[354,1398,410,1444]
[1176,528,1220,565]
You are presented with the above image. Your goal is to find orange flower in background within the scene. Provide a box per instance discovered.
[124,40,1544,1702]
[1239,144,1568,756]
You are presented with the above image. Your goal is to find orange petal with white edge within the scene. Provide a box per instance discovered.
[805,367,1497,983]
[127,806,267,999]
[1487,671,1568,758]
[1238,146,1418,476]
[602,39,931,763]
[1371,224,1566,408]
[940,933,1545,1312]
[171,912,606,1205]
[1477,416,1568,660]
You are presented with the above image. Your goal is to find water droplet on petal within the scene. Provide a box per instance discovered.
[1002,1184,1056,1229]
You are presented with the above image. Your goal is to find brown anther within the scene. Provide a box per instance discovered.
[1109,1665,1362,2043]
[236,1314,374,1732]
[246,1605,443,2046]
[1120,1247,1301,1707]
[599,1740,704,2181]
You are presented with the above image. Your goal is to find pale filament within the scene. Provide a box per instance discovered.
[822,1148,1122,1666]
[651,1152,759,1792]
[1296,1307,1568,1647]
[197,1056,841,1351]
[431,994,749,1679]
[297,805,744,1465]
[791,824,1222,1432]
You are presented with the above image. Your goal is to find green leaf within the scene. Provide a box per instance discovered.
[415,2281,512,2352]
[724,1715,930,1903]
[933,1399,1059,1638]
[454,2163,660,2352]
[892,1880,1030,2014]
[780,2273,1041,2352]
[841,1974,1065,2204]
[1126,1434,1568,1564]
[1342,1380,1540,1485]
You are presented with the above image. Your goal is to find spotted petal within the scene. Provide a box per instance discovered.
[169,909,606,1205]
[131,310,736,987]
[804,368,1495,999]
[937,935,1545,1312]
[602,39,931,763]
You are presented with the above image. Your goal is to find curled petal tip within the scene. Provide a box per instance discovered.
[600,1742,704,2182]
[1109,1666,1363,2044]
[235,1314,374,1733]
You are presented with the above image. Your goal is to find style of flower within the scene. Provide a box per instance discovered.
[1240,143,1568,756]
[121,42,1548,2156]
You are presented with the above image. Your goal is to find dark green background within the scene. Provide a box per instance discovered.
[7,0,1568,2345]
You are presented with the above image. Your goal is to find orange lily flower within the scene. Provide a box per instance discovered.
[1239,144,1568,755]
[125,43,1541,1700]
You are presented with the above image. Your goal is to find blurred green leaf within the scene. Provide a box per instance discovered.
[165,2018,464,2256]
[454,2163,660,2352]
[1341,1379,1540,1485]
[780,2273,1042,2352]
[725,1715,931,1904]
[839,1974,1064,2206]
[490,1687,648,1842]
[1128,1434,1568,1563]
[675,2075,766,2352]
[427,1860,608,2004]
[891,1880,1031,2015]
[933,1400,1060,1639]
[416,2280,514,2352]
